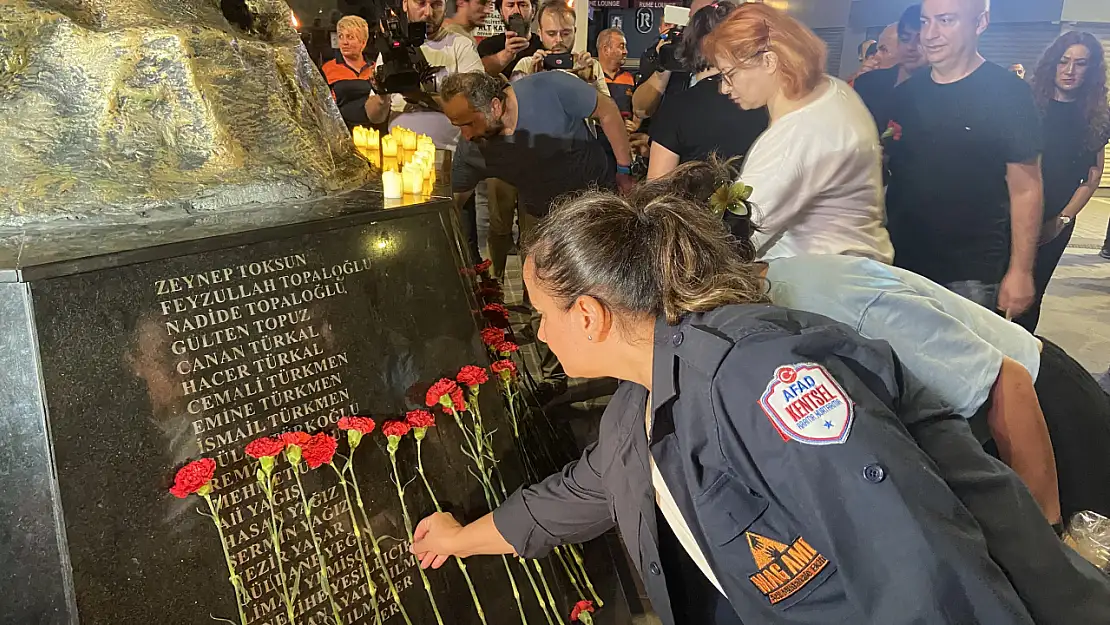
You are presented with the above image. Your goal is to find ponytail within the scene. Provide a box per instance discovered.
[522,173,767,326]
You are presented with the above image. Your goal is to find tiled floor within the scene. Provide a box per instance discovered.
[1039,195,1110,377]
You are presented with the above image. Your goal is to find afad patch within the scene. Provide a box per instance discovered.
[759,363,854,445]
[746,532,829,605]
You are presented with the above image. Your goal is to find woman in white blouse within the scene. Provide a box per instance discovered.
[703,3,893,263]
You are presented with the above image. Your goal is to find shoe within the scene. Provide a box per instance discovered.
[1100,246,1110,260]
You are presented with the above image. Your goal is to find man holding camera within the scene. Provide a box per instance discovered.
[509,1,607,96]
[631,0,713,119]
[478,0,542,76]
[365,0,484,149]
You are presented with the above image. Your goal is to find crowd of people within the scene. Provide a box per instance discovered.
[320,0,1110,621]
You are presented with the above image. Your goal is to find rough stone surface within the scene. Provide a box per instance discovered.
[0,0,371,223]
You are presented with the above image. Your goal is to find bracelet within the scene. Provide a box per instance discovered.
[616,164,632,175]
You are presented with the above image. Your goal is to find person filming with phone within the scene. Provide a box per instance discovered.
[478,0,542,76]
[510,1,608,96]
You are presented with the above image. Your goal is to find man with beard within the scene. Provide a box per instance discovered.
[478,0,542,77]
[442,70,635,401]
[510,1,607,96]
[442,0,492,42]
[367,0,484,149]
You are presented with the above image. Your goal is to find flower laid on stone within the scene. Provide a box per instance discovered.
[495,341,519,356]
[479,285,504,303]
[244,438,298,624]
[169,458,248,625]
[482,303,511,328]
[481,326,507,347]
[457,364,489,387]
[383,418,445,625]
[338,415,377,449]
[570,600,596,624]
[426,378,466,413]
[474,259,492,276]
[302,432,338,469]
[283,430,344,625]
[338,417,412,625]
[169,458,216,499]
[490,359,518,381]
[405,409,436,432]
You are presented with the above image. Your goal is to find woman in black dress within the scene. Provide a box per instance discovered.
[1017,31,1109,332]
[645,0,768,179]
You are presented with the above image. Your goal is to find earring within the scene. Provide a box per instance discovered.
[587,335,593,341]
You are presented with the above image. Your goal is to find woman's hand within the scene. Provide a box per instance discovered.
[412,511,464,569]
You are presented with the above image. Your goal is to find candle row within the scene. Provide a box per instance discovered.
[351,125,438,200]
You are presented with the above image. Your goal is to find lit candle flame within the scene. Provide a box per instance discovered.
[290,12,300,30]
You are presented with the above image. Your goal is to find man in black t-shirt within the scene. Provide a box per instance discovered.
[477,0,542,77]
[886,0,1042,317]
[852,4,927,133]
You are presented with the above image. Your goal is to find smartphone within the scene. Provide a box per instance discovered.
[543,52,574,70]
[506,14,529,38]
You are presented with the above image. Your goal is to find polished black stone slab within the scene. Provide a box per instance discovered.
[0,190,632,625]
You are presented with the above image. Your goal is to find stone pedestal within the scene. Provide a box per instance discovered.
[0,189,633,625]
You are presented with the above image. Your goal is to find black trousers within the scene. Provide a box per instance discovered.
[656,508,744,624]
[1015,223,1074,333]
[1034,337,1110,521]
[458,192,481,264]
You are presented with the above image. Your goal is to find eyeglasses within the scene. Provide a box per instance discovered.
[718,50,766,89]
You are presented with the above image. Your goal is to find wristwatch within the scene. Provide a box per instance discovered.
[1058,215,1073,226]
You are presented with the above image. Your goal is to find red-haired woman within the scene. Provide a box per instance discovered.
[1016,31,1110,332]
[702,3,892,264]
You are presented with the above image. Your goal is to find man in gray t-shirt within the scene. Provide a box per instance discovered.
[441,70,634,398]
[443,70,634,217]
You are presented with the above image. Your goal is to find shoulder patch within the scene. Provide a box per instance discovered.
[759,363,854,445]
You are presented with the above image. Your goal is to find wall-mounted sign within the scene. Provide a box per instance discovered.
[635,7,653,33]
[591,0,629,7]
[636,0,683,7]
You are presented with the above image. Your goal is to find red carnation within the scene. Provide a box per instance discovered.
[382,420,412,439]
[883,120,903,142]
[338,416,377,435]
[245,437,285,459]
[482,303,510,328]
[279,431,311,448]
[457,364,489,387]
[406,409,436,429]
[302,433,338,469]
[570,600,596,622]
[426,378,467,412]
[474,259,492,275]
[169,458,216,499]
[496,341,519,354]
[481,327,507,346]
[491,359,517,379]
[479,285,503,302]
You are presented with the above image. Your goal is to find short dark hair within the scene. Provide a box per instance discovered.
[441,72,508,112]
[494,0,532,12]
[897,4,921,37]
[680,0,739,72]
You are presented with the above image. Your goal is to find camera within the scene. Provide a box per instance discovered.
[543,52,574,70]
[369,0,439,95]
[655,5,690,72]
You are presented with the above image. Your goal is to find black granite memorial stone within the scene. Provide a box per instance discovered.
[0,191,632,625]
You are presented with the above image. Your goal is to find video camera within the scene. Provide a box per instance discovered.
[655,5,690,73]
[371,2,439,95]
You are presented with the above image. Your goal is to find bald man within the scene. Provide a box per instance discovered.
[885,0,1042,322]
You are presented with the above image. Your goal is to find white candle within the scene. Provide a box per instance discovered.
[403,167,423,195]
[382,170,403,199]
[381,136,397,157]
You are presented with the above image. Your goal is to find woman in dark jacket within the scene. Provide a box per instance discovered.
[1017,31,1110,332]
[409,181,1110,623]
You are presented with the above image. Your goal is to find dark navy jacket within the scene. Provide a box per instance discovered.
[494,304,1110,625]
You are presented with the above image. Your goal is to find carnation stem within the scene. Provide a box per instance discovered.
[346,458,413,625]
[292,466,344,625]
[202,493,250,625]
[416,438,488,625]
[257,467,298,625]
[388,450,446,625]
[332,464,382,625]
